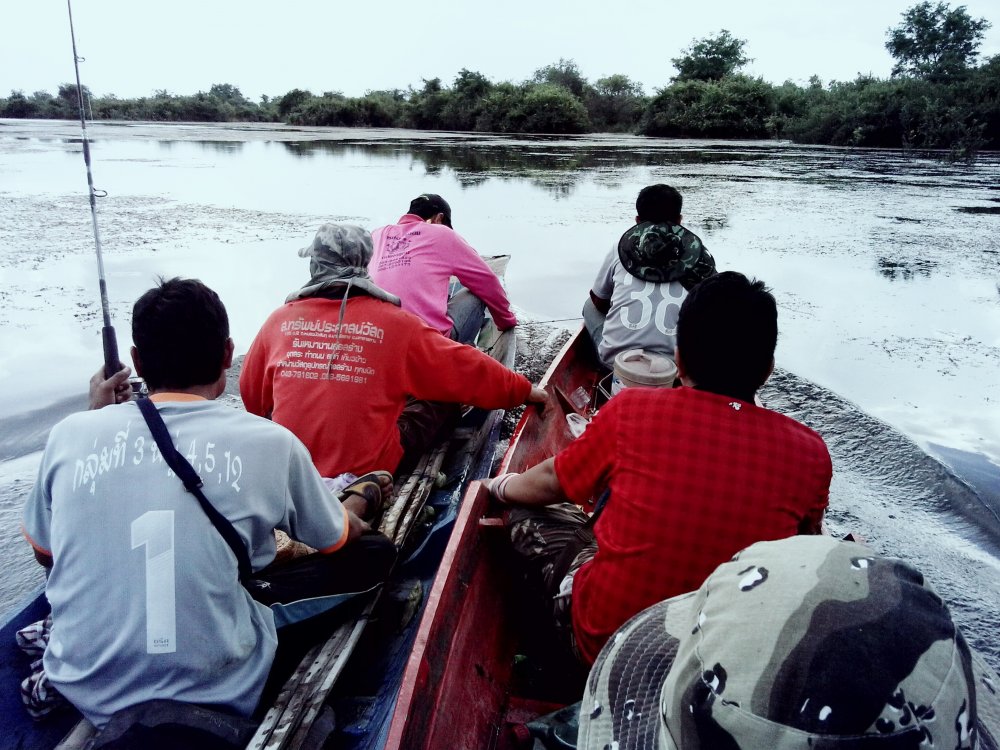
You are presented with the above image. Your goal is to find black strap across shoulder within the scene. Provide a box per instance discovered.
[136,398,253,582]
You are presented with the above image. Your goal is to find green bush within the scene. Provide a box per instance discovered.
[519,84,592,133]
[641,76,774,138]
[586,75,646,132]
[356,90,408,128]
[288,93,360,127]
[475,83,529,132]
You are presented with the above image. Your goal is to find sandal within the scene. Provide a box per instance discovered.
[341,471,393,523]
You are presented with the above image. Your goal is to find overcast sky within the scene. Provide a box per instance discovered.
[4,1,999,101]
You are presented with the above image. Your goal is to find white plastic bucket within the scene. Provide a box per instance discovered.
[611,349,678,394]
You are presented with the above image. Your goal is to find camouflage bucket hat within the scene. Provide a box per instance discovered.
[617,221,713,288]
[579,535,1000,750]
[287,223,399,305]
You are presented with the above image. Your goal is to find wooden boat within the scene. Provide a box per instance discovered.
[384,323,599,750]
[384,324,1000,750]
[0,258,517,750]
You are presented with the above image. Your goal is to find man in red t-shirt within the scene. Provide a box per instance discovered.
[489,271,832,664]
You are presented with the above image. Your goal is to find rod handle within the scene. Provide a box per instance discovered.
[102,326,122,379]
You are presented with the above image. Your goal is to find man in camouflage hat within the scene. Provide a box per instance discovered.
[583,184,716,369]
[580,535,1000,749]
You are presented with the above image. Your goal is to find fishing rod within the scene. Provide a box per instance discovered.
[517,317,583,326]
[67,0,121,378]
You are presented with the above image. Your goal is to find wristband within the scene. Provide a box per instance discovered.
[489,472,519,503]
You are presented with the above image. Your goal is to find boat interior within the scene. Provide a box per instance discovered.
[385,329,609,750]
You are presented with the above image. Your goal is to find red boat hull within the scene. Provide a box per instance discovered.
[385,326,599,749]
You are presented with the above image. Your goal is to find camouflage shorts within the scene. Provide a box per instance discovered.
[507,502,598,658]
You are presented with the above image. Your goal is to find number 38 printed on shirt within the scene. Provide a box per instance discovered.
[615,270,685,335]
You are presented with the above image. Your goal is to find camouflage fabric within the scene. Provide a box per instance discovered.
[507,503,599,658]
[616,221,715,289]
[580,535,1000,750]
[287,223,400,306]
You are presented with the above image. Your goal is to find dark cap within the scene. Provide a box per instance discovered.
[408,193,452,228]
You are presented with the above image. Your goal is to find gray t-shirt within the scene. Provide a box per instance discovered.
[22,399,348,727]
[591,247,688,368]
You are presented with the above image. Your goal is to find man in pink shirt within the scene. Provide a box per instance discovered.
[370,194,518,344]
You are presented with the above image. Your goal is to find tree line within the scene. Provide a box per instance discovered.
[2,2,997,156]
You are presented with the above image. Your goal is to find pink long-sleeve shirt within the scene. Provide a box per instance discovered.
[370,214,518,334]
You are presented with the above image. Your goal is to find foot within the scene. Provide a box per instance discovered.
[341,471,393,522]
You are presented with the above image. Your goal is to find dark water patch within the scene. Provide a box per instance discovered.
[0,393,85,462]
[877,257,936,281]
[700,215,729,231]
[765,369,1000,545]
[764,368,1000,670]
[955,206,1000,214]
[278,139,780,184]
[189,141,246,154]
[928,444,1000,528]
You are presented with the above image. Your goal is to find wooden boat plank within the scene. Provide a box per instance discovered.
[385,326,597,750]
[502,326,599,475]
[283,607,373,749]
[248,598,374,749]
[384,482,517,749]
[52,719,97,750]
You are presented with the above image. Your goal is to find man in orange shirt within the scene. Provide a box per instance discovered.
[241,223,547,479]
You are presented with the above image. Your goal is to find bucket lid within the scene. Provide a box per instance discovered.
[613,349,677,386]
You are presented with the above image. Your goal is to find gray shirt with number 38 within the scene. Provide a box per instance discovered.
[591,246,688,368]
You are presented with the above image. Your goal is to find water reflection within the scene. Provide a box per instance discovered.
[157,139,245,154]
[877,257,937,281]
[275,140,779,197]
[197,141,245,154]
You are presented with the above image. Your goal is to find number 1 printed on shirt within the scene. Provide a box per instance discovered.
[131,510,176,654]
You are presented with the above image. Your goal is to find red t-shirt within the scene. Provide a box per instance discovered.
[554,386,832,663]
[240,296,530,477]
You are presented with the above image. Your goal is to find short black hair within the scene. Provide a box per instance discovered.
[676,271,777,401]
[408,193,452,228]
[131,277,230,391]
[636,184,682,224]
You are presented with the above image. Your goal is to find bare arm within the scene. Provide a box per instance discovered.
[589,290,611,316]
[344,510,370,543]
[489,457,565,506]
[33,548,53,568]
[525,385,552,418]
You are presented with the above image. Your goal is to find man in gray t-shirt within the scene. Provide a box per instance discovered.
[21,278,389,728]
[583,184,716,369]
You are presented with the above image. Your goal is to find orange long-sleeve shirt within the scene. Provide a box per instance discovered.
[240,296,529,477]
